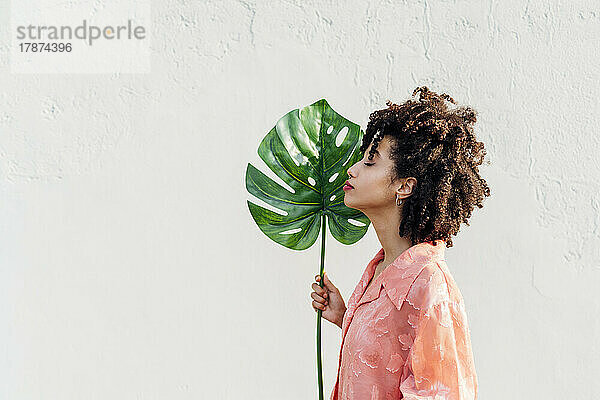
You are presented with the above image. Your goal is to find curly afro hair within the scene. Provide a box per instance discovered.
[360,86,491,248]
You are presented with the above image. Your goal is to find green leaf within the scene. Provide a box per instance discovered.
[245,99,371,250]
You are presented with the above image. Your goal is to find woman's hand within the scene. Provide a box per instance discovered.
[311,272,346,328]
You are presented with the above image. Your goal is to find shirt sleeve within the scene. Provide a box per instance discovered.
[399,300,478,400]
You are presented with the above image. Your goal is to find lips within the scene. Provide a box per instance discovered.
[343,180,354,190]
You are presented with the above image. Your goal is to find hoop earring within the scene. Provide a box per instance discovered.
[396,195,403,206]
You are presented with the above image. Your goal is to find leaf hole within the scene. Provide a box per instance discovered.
[335,126,349,147]
[343,142,360,166]
[327,125,334,135]
[247,196,288,216]
[330,195,336,201]
[348,218,367,227]
[257,158,296,194]
[308,176,316,186]
[329,172,339,183]
[280,228,302,235]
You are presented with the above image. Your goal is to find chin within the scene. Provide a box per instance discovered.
[343,198,361,212]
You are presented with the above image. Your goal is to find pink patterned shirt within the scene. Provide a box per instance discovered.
[330,240,478,400]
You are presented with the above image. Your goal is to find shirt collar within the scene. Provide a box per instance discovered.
[367,239,446,310]
[339,239,447,346]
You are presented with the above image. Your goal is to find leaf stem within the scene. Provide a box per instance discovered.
[316,212,326,400]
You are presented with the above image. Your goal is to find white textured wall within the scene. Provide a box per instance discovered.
[1,1,599,399]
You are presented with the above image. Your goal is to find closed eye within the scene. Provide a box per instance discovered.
[364,162,375,166]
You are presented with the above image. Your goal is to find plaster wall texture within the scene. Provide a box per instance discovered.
[1,1,599,399]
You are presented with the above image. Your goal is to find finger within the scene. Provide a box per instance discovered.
[311,283,327,297]
[311,292,327,304]
[312,300,326,311]
[315,277,328,297]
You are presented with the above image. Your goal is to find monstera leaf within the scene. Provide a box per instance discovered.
[245,99,371,400]
[245,99,370,250]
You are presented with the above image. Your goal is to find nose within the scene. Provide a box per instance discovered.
[347,161,358,178]
[347,167,355,178]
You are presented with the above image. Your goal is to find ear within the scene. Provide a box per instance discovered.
[397,177,418,197]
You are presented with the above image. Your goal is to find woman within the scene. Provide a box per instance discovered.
[310,87,490,399]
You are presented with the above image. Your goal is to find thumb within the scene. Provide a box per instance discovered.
[323,271,335,290]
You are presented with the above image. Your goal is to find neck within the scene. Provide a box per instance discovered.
[364,207,412,270]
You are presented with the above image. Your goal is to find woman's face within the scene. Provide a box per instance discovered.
[343,136,400,212]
